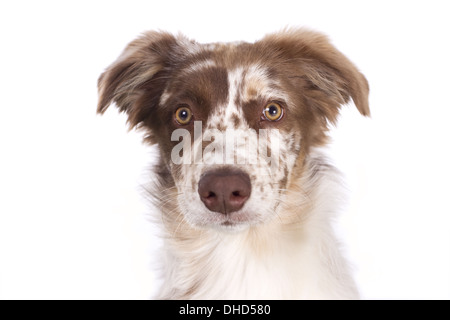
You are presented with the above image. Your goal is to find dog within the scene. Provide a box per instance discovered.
[97,28,369,299]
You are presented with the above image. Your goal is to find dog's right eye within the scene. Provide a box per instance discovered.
[175,106,193,125]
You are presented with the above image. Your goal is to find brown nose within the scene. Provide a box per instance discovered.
[198,168,251,214]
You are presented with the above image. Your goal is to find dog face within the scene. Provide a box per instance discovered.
[98,29,369,231]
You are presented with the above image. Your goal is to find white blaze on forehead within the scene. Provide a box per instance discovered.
[205,66,246,130]
[225,67,247,126]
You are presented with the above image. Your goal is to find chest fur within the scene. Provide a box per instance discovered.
[157,225,350,299]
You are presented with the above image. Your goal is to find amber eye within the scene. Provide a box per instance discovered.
[175,106,193,125]
[263,102,284,121]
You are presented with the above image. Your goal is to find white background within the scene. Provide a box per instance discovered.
[1,0,449,299]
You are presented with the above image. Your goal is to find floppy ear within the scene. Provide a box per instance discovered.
[261,28,369,124]
[97,31,181,131]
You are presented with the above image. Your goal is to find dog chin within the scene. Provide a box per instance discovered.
[214,220,252,233]
[191,210,258,233]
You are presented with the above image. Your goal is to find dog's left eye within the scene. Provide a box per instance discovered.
[175,106,193,125]
[263,102,284,121]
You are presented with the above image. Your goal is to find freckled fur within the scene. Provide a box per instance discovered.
[97,28,369,299]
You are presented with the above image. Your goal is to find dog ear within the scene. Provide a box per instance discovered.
[261,28,370,124]
[97,31,182,131]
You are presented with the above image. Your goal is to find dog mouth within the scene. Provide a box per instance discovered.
[206,209,258,231]
[221,220,237,227]
[215,219,249,232]
[220,216,246,226]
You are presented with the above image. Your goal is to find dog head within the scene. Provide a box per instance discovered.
[97,29,369,231]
